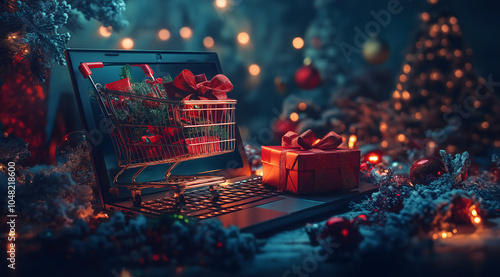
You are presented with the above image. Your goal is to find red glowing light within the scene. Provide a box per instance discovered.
[341,229,349,236]
[153,254,159,261]
[216,242,224,248]
[368,154,380,163]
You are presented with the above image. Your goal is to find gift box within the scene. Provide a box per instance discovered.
[262,130,360,194]
[186,136,221,155]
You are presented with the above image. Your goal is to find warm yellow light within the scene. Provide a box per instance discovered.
[473,100,480,107]
[298,102,307,111]
[290,112,299,122]
[430,72,440,81]
[393,90,401,99]
[441,232,447,239]
[402,90,410,100]
[481,121,489,129]
[368,154,379,163]
[313,139,321,146]
[428,0,438,4]
[381,140,388,148]
[396,83,403,90]
[394,102,402,110]
[203,36,214,48]
[495,140,500,147]
[348,135,357,148]
[99,26,113,37]
[292,37,304,49]
[399,74,407,82]
[379,122,388,132]
[403,64,411,74]
[446,81,453,88]
[415,112,422,120]
[255,167,263,176]
[452,24,460,32]
[421,12,430,22]
[449,16,457,24]
[471,209,478,217]
[441,24,449,33]
[421,89,429,96]
[439,48,447,56]
[455,69,463,78]
[428,141,436,149]
[474,217,481,224]
[454,50,462,57]
[237,32,250,45]
[248,64,260,76]
[180,27,193,39]
[397,134,406,142]
[215,0,227,9]
[158,29,171,41]
[121,38,134,49]
[425,39,433,47]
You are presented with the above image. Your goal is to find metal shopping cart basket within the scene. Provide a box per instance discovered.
[78,62,236,207]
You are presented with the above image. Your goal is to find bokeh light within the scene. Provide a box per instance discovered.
[121,38,134,49]
[215,0,227,9]
[180,27,193,39]
[290,112,299,122]
[99,26,113,37]
[292,37,304,49]
[203,36,215,48]
[237,32,250,45]
[248,64,260,76]
[158,29,170,41]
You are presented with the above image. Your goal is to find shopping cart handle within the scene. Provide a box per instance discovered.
[131,64,154,77]
[78,62,103,79]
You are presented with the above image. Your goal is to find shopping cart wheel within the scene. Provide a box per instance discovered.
[209,185,219,202]
[131,189,142,207]
[174,190,186,206]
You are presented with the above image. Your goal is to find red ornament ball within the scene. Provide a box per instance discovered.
[409,156,446,185]
[272,118,297,142]
[322,217,362,249]
[294,64,321,90]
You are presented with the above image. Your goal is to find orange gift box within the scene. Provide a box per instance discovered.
[261,146,360,194]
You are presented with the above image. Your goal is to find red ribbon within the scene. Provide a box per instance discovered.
[146,77,163,86]
[163,69,233,100]
[281,129,343,150]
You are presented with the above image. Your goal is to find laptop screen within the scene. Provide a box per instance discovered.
[65,50,249,203]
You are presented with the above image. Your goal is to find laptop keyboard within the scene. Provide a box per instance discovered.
[139,176,282,219]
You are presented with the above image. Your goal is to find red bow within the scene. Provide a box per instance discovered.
[163,69,233,100]
[146,77,163,86]
[282,129,342,150]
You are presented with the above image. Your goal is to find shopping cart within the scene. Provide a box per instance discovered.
[78,62,237,207]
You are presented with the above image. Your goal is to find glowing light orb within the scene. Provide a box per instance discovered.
[203,36,214,48]
[121,38,134,49]
[180,27,192,39]
[292,37,304,49]
[158,29,170,40]
[248,64,260,76]
[99,26,113,37]
[237,32,250,45]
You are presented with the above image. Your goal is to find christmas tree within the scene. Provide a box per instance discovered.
[387,6,500,156]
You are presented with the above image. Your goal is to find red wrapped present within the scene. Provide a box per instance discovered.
[185,136,221,156]
[262,130,360,194]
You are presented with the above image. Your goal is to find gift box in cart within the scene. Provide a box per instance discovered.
[78,62,237,206]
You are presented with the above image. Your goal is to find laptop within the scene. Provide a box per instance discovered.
[65,49,376,235]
